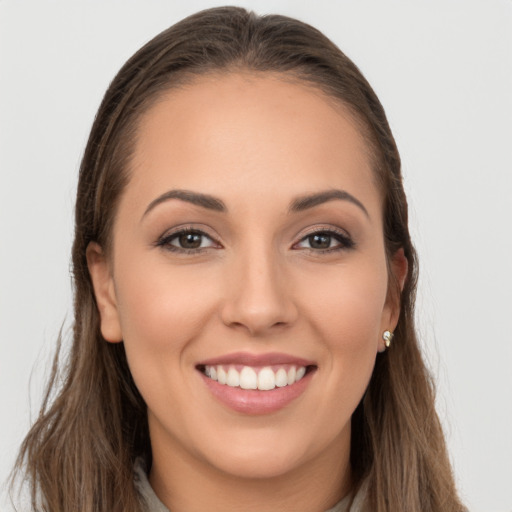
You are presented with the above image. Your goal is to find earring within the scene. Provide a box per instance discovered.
[382,330,394,348]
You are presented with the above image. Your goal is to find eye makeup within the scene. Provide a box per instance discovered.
[155,226,222,254]
[293,227,355,253]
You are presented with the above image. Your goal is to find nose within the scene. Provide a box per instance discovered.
[220,246,298,337]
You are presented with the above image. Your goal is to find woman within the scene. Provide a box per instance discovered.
[13,6,465,512]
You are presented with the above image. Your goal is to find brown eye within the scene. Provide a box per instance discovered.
[308,233,332,249]
[157,229,218,252]
[295,229,355,252]
[178,232,203,249]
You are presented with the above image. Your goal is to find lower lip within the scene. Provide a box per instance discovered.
[199,370,314,415]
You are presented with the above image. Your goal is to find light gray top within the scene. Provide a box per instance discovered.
[134,460,366,512]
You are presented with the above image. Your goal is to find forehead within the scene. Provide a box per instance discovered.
[126,72,379,217]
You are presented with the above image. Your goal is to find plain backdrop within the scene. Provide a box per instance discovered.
[1,1,511,511]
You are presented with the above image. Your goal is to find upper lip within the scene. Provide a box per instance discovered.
[196,351,316,367]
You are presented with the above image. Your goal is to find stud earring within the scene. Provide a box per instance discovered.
[382,330,394,348]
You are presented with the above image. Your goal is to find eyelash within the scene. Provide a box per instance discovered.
[156,228,219,254]
[155,227,355,254]
[293,228,355,253]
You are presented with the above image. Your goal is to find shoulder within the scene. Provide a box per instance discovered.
[326,479,368,512]
[134,458,169,512]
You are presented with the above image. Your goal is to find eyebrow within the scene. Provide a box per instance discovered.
[142,189,226,219]
[142,187,368,220]
[289,189,369,217]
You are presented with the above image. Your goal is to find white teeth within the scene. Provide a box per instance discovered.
[227,367,240,387]
[287,366,296,385]
[275,368,288,387]
[239,366,258,390]
[296,366,306,381]
[258,367,276,390]
[203,364,309,390]
[217,366,227,385]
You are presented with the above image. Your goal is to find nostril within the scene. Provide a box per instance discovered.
[219,285,298,336]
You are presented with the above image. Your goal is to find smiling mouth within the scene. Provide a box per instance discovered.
[197,364,316,391]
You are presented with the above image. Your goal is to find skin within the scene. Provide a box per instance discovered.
[87,73,406,512]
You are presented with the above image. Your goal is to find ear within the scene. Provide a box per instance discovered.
[378,248,408,352]
[86,242,123,343]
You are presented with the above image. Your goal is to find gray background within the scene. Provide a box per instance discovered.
[1,1,511,511]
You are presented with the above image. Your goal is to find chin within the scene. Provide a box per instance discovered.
[206,446,308,480]
[193,422,346,481]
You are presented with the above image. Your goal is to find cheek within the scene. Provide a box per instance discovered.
[306,258,387,330]
[111,256,225,427]
[297,253,388,370]
[112,255,220,385]
[286,257,388,451]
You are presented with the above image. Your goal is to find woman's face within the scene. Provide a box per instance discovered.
[89,73,400,481]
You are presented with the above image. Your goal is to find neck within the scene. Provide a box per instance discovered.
[149,424,353,512]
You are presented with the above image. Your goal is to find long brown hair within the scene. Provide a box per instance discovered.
[13,7,465,511]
